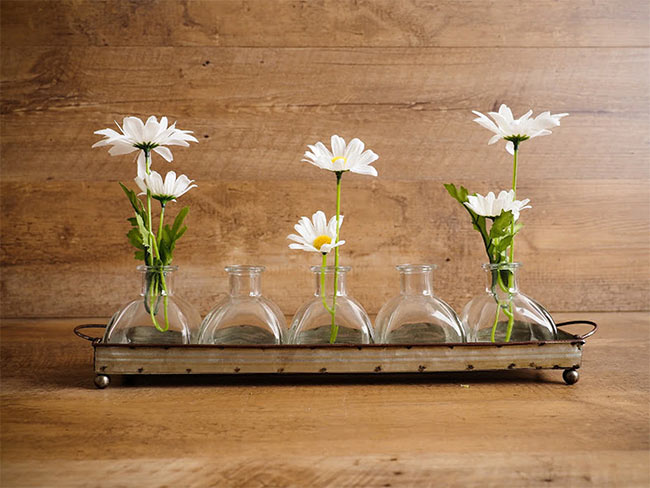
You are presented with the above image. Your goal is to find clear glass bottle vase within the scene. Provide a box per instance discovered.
[462,262,557,342]
[375,264,466,343]
[104,265,201,344]
[289,266,374,344]
[198,265,286,344]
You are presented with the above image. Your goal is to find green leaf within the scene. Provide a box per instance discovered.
[173,225,187,243]
[472,214,488,236]
[135,213,151,251]
[171,207,189,236]
[119,182,144,216]
[490,211,514,239]
[443,183,469,204]
[494,235,514,253]
[126,228,144,250]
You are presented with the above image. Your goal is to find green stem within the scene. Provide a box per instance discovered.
[505,144,519,342]
[142,149,167,332]
[329,172,343,344]
[143,150,163,331]
[156,203,170,331]
[490,301,500,342]
[509,145,518,263]
[158,271,170,332]
[145,151,154,266]
[504,302,515,342]
[148,273,163,332]
[143,151,160,260]
[497,271,510,293]
[490,270,515,343]
[157,204,166,249]
[320,253,334,314]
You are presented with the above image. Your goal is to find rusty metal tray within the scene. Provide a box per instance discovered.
[74,321,597,388]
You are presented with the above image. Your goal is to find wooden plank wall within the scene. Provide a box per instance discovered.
[1,0,649,319]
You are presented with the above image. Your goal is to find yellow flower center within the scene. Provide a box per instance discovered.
[331,156,347,166]
[313,235,332,250]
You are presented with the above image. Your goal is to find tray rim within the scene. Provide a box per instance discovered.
[91,329,586,349]
[77,320,596,349]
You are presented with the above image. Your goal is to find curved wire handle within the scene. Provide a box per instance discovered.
[556,320,598,340]
[73,324,106,342]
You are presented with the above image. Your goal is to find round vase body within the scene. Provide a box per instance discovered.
[289,266,374,344]
[198,265,286,344]
[375,264,466,344]
[104,265,201,344]
[462,263,557,342]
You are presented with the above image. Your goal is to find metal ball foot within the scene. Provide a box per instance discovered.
[563,368,579,385]
[94,374,110,389]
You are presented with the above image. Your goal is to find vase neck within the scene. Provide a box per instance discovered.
[139,266,176,296]
[397,264,435,296]
[226,265,264,297]
[484,263,520,299]
[312,265,349,297]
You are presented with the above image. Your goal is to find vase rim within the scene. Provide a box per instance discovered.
[136,265,178,272]
[483,262,522,271]
[309,265,351,274]
[225,264,266,275]
[396,263,437,273]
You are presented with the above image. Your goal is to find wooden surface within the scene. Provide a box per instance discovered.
[1,1,649,318]
[1,312,649,487]
[2,0,649,48]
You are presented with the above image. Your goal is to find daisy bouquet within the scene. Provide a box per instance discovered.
[288,135,379,343]
[93,116,198,332]
[445,104,568,341]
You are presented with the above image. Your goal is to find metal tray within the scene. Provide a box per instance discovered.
[74,321,597,388]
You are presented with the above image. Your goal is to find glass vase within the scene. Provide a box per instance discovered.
[198,265,286,344]
[104,265,201,344]
[375,264,466,343]
[462,262,557,342]
[289,266,374,344]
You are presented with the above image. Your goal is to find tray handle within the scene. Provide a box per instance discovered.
[73,324,106,343]
[556,320,598,340]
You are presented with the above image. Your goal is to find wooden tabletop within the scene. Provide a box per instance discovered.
[1,312,648,487]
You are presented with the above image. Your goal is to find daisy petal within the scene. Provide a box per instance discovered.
[153,146,174,162]
[331,135,346,157]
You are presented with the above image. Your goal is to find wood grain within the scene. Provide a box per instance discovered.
[1,313,648,486]
[1,1,649,318]
[2,47,648,183]
[2,0,649,48]
[1,179,648,317]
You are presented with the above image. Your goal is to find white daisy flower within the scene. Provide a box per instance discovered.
[472,104,568,154]
[134,170,197,204]
[302,135,379,176]
[287,211,345,254]
[464,190,531,221]
[93,116,198,177]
